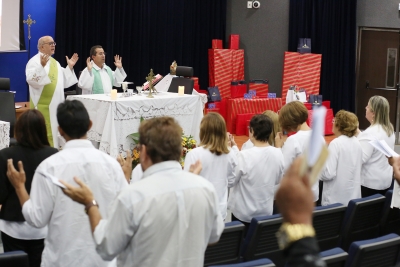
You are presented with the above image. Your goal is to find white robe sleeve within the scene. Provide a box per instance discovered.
[62,66,78,88]
[26,59,51,90]
[208,188,225,244]
[78,68,94,94]
[112,68,127,87]
[320,140,339,181]
[231,146,242,187]
[358,133,374,164]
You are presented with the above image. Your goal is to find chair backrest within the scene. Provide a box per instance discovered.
[344,233,400,267]
[0,251,29,267]
[208,258,276,267]
[313,203,346,251]
[0,92,17,137]
[168,77,194,95]
[339,194,386,251]
[240,214,284,266]
[204,221,246,266]
[0,78,10,91]
[320,247,348,267]
[380,190,400,235]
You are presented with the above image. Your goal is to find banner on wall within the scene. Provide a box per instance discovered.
[0,0,25,51]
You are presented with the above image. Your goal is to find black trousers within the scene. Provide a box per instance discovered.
[361,186,388,198]
[231,214,251,236]
[1,231,44,267]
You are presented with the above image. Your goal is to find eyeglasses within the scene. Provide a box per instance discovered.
[97,52,107,56]
[43,42,56,46]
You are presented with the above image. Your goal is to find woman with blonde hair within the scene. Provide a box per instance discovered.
[275,101,325,202]
[320,110,362,205]
[184,112,237,219]
[241,110,281,150]
[358,95,395,197]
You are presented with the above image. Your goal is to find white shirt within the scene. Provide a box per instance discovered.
[358,124,395,190]
[131,164,143,183]
[320,135,362,206]
[282,130,324,201]
[184,147,237,219]
[228,145,284,222]
[241,139,253,151]
[93,161,224,267]
[78,61,127,94]
[22,140,128,267]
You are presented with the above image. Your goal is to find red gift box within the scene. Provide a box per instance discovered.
[306,108,334,136]
[246,120,251,136]
[236,113,254,136]
[304,103,312,110]
[193,84,200,92]
[212,39,223,49]
[209,49,245,99]
[322,100,330,109]
[282,52,322,105]
[231,81,247,98]
[205,108,220,115]
[191,77,199,85]
[229,34,240,50]
[249,80,269,96]
[226,98,282,133]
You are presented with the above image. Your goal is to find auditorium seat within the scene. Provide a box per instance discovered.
[344,233,400,267]
[0,251,29,267]
[208,258,276,267]
[240,214,284,267]
[379,190,400,236]
[320,247,348,267]
[339,194,385,251]
[204,221,246,266]
[313,203,346,251]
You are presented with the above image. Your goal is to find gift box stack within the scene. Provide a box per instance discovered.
[281,51,322,105]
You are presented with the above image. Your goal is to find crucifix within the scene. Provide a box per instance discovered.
[23,14,36,40]
[145,69,157,98]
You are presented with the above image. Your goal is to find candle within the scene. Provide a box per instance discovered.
[178,86,184,95]
[111,89,118,100]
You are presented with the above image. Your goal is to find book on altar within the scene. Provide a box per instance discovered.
[142,74,163,90]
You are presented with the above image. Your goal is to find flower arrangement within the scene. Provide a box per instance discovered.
[131,145,141,170]
[180,134,197,168]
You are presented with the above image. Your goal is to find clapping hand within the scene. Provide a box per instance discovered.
[114,55,123,69]
[66,53,79,70]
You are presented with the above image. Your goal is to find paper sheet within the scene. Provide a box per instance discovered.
[369,139,399,157]
[37,170,66,189]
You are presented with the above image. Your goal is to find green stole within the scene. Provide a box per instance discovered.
[30,57,58,147]
[92,66,113,94]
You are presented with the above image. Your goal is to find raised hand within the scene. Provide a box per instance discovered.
[40,53,50,67]
[86,57,92,72]
[114,55,123,69]
[66,53,79,70]
[117,150,133,183]
[189,160,203,175]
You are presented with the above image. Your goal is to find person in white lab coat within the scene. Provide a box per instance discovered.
[320,110,362,206]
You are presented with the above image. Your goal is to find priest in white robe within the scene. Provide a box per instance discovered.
[78,45,127,94]
[26,36,79,148]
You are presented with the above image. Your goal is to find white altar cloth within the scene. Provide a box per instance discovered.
[67,92,204,158]
[0,121,10,150]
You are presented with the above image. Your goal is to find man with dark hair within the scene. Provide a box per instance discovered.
[78,45,127,94]
[59,116,224,267]
[6,100,128,267]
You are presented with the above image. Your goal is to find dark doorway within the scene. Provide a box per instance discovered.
[356,28,400,132]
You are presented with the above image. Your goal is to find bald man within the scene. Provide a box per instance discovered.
[26,36,79,148]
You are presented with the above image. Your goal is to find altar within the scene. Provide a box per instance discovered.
[67,92,204,158]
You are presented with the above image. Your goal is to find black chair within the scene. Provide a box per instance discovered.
[379,190,400,236]
[168,66,194,95]
[240,214,284,267]
[0,78,10,91]
[320,247,348,267]
[313,203,346,251]
[0,91,17,146]
[0,251,29,267]
[204,221,246,266]
[64,71,82,99]
[344,233,400,267]
[208,258,276,267]
[339,194,386,251]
